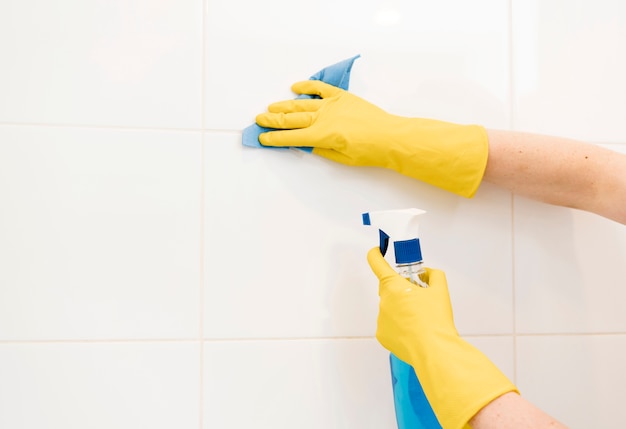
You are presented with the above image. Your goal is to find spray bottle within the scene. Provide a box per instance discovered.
[362,208,442,429]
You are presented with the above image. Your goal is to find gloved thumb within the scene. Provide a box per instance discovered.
[367,247,398,281]
[291,79,343,99]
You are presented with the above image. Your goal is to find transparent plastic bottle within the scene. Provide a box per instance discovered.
[362,209,439,428]
[393,236,428,288]
[397,260,429,288]
[391,258,441,429]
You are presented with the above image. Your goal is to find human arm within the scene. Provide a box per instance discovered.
[257,81,626,224]
[484,129,626,225]
[470,392,568,429]
[256,80,489,198]
[367,247,567,429]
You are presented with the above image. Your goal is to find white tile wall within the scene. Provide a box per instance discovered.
[1,0,625,427]
[0,342,200,429]
[512,0,626,142]
[205,0,511,131]
[0,126,203,341]
[0,0,203,129]
[204,337,514,429]
[517,335,626,428]
[204,132,513,339]
[203,339,397,429]
[203,337,515,429]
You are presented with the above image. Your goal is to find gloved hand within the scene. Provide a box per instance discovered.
[256,80,489,198]
[367,247,518,429]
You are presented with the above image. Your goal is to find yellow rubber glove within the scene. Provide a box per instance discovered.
[367,247,518,429]
[256,80,489,198]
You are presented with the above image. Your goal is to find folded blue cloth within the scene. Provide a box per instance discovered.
[242,54,361,151]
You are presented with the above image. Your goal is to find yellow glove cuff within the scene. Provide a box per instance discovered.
[395,121,489,198]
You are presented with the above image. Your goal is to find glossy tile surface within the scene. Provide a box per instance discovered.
[0,126,202,340]
[203,337,513,428]
[514,145,626,334]
[203,339,395,428]
[204,132,513,338]
[205,0,511,131]
[2,0,626,426]
[513,0,626,141]
[0,342,200,429]
[517,335,626,428]
[0,0,203,128]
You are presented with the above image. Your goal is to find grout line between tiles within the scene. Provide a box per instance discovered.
[516,332,626,337]
[1,121,622,146]
[199,137,206,429]
[202,334,520,342]
[2,331,626,347]
[0,121,202,133]
[509,183,517,372]
[200,332,626,342]
[202,336,380,343]
[199,2,207,428]
[0,121,244,136]
[507,0,519,386]
[0,338,200,345]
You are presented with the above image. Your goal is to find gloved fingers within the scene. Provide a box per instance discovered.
[258,127,323,148]
[312,147,354,165]
[367,247,413,296]
[256,111,316,130]
[292,79,343,99]
[367,247,426,297]
[368,247,449,288]
[423,267,447,289]
[367,247,397,280]
[422,267,454,311]
[268,98,324,114]
[368,247,451,295]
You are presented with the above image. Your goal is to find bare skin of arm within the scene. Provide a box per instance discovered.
[469,392,568,428]
[468,129,626,427]
[484,129,626,225]
[469,129,618,427]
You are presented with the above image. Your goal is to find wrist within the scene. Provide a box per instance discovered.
[403,335,518,429]
[388,117,489,197]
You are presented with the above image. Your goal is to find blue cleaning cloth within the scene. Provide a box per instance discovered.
[242,54,361,151]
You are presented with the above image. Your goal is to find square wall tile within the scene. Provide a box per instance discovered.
[513,0,626,142]
[514,144,626,334]
[204,339,396,429]
[0,126,202,340]
[0,0,203,128]
[424,184,514,336]
[517,335,626,428]
[204,132,513,338]
[206,0,510,131]
[0,342,200,429]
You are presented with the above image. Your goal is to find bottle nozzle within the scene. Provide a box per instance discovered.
[362,208,426,265]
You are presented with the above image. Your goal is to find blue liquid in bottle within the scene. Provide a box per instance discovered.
[390,247,442,428]
[390,354,442,429]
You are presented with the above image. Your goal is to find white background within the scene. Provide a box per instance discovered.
[1,0,625,427]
